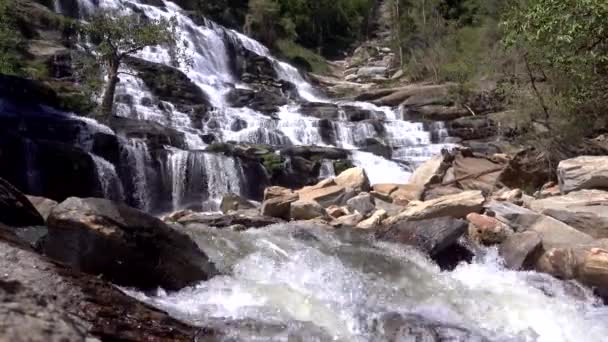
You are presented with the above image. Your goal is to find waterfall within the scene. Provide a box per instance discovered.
[162,148,189,211]
[122,138,152,211]
[90,154,125,201]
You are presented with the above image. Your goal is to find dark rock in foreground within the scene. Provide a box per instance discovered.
[0,237,212,341]
[0,177,44,227]
[44,197,217,291]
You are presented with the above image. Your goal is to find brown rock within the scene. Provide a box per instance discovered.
[290,200,327,220]
[331,213,364,227]
[452,153,504,192]
[334,167,370,192]
[390,184,420,205]
[373,184,399,196]
[327,205,349,218]
[385,190,485,224]
[558,156,608,194]
[261,196,297,220]
[220,193,256,214]
[422,186,463,201]
[492,188,524,205]
[298,185,353,207]
[467,212,512,245]
[356,209,387,229]
[264,186,297,201]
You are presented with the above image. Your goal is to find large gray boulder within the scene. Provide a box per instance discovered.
[558,156,608,193]
[346,192,376,216]
[529,190,608,238]
[499,231,543,270]
[486,201,594,249]
[44,197,217,291]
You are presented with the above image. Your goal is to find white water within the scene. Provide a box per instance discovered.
[91,154,125,201]
[127,223,608,341]
[122,138,152,211]
[88,0,453,190]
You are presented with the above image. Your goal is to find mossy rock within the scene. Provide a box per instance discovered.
[333,159,354,175]
[261,152,285,175]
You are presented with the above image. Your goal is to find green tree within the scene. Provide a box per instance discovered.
[82,10,185,119]
[502,0,608,132]
[244,0,281,47]
[0,0,23,75]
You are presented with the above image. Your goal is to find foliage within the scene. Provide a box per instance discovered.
[0,0,23,75]
[80,10,187,118]
[244,0,375,57]
[333,159,354,175]
[276,39,329,74]
[261,152,284,175]
[501,0,608,136]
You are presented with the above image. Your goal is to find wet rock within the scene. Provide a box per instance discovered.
[220,193,257,214]
[0,178,44,227]
[280,145,348,160]
[0,239,205,341]
[44,197,217,291]
[290,200,326,220]
[335,167,370,193]
[25,195,58,221]
[499,231,543,270]
[261,195,297,220]
[346,192,376,216]
[467,212,512,245]
[529,190,608,239]
[385,191,485,224]
[373,312,488,342]
[378,217,469,256]
[356,209,387,229]
[558,156,608,193]
[110,116,188,150]
[486,201,594,249]
[226,87,287,115]
[360,137,392,158]
[179,211,283,229]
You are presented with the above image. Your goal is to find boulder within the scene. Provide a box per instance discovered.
[356,209,387,229]
[0,177,44,227]
[357,66,388,78]
[331,213,364,227]
[346,192,375,216]
[499,231,543,270]
[385,191,485,224]
[261,196,297,220]
[0,239,207,342]
[529,190,608,238]
[327,205,349,218]
[375,199,405,217]
[491,188,524,206]
[264,186,297,201]
[372,183,399,197]
[422,186,463,201]
[334,167,371,193]
[467,212,512,245]
[178,211,283,229]
[557,156,608,193]
[378,217,468,256]
[535,182,561,199]
[298,184,353,208]
[486,201,594,249]
[408,154,446,198]
[220,193,257,214]
[390,184,420,205]
[451,153,504,192]
[25,195,58,221]
[536,240,608,298]
[44,197,216,291]
[290,200,327,220]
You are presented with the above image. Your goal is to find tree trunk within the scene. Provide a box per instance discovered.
[100,58,120,120]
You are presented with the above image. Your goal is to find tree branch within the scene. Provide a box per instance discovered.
[523,53,551,125]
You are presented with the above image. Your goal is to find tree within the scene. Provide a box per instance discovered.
[82,10,185,119]
[244,0,281,48]
[502,0,608,132]
[0,0,22,75]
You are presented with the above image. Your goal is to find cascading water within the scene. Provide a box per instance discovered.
[90,154,125,201]
[126,223,608,341]
[85,0,453,188]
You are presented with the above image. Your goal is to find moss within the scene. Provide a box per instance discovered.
[333,159,354,175]
[276,39,329,75]
[206,143,232,154]
[261,152,284,175]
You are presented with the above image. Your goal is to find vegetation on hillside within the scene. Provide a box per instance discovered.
[387,0,607,139]
[0,0,23,74]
